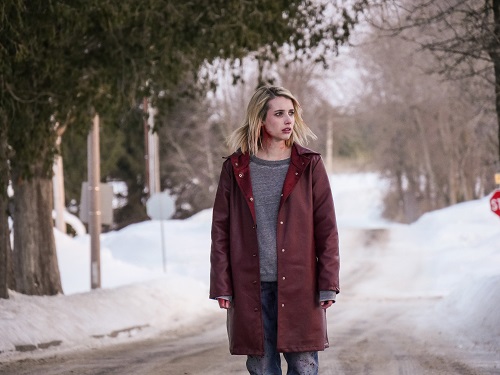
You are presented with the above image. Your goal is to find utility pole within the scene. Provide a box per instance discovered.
[148,104,160,195]
[88,114,101,289]
[326,118,334,174]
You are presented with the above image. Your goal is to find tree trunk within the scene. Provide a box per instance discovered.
[0,125,14,299]
[0,193,14,299]
[413,108,437,208]
[12,166,63,296]
[437,106,458,205]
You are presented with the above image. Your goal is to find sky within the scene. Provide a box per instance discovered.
[0,172,499,362]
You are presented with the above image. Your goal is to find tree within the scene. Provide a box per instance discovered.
[361,0,500,163]
[349,27,496,221]
[1,0,367,297]
[1,1,75,295]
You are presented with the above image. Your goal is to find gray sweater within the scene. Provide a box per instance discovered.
[249,155,290,282]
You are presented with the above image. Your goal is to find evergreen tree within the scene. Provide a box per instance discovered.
[0,0,365,297]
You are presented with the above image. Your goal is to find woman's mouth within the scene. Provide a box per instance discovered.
[282,127,292,133]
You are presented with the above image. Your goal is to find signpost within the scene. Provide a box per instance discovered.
[490,189,500,218]
[146,192,176,272]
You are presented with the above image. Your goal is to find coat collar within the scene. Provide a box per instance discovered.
[229,143,319,170]
[280,144,318,207]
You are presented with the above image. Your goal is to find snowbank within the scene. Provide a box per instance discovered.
[0,277,217,355]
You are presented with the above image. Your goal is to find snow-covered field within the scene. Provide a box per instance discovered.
[0,173,499,362]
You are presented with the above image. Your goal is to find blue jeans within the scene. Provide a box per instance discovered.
[246,282,319,375]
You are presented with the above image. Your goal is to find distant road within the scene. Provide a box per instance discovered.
[1,228,498,374]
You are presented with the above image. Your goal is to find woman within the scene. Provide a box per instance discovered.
[210,85,339,375]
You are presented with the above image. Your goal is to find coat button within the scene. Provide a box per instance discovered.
[281,249,285,252]
[295,172,298,176]
[281,303,285,307]
[238,173,244,178]
[254,308,259,312]
[252,280,257,284]
[280,221,284,225]
[249,197,253,201]
[253,253,257,257]
[282,276,286,280]
[235,163,238,166]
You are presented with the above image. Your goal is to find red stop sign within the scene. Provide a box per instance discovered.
[490,190,500,217]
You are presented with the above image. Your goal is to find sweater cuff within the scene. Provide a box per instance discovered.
[319,290,336,302]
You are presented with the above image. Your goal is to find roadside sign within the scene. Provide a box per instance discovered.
[80,182,114,225]
[490,189,500,218]
[146,192,175,220]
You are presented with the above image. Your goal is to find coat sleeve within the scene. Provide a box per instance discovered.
[209,161,234,299]
[311,156,340,294]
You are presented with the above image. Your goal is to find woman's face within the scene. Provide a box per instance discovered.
[261,96,295,143]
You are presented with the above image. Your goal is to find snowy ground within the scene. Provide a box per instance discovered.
[0,173,499,366]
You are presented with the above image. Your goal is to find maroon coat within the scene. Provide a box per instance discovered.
[209,143,339,355]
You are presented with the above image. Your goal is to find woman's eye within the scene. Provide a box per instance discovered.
[288,111,295,116]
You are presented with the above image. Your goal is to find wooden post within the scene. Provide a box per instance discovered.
[326,118,334,174]
[88,114,101,289]
[148,104,160,196]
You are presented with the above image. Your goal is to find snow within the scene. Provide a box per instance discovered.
[51,210,87,236]
[1,173,499,360]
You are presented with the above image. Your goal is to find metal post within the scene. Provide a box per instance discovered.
[88,114,101,289]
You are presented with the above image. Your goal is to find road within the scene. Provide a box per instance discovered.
[1,298,496,375]
[0,227,498,374]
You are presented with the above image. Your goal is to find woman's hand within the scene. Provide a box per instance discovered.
[217,298,231,309]
[320,300,333,309]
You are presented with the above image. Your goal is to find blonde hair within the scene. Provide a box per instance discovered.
[227,86,317,155]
